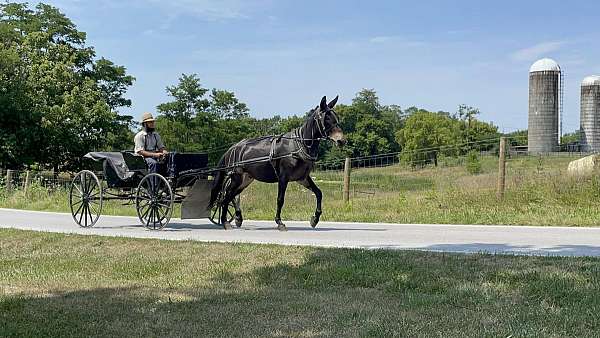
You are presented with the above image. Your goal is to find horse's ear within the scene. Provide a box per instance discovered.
[320,96,327,111]
[328,95,339,109]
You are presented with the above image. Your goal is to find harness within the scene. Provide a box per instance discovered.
[220,108,341,180]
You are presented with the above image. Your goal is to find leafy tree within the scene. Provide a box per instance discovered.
[506,129,527,147]
[89,58,135,112]
[209,89,249,119]
[561,130,580,145]
[0,2,135,170]
[397,110,461,166]
[466,150,482,174]
[335,89,401,158]
[155,74,252,159]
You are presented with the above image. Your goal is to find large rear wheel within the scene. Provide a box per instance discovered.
[69,170,103,228]
[136,173,174,230]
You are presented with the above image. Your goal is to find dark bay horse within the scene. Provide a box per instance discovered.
[209,96,345,231]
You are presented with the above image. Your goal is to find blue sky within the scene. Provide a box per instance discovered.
[37,0,600,134]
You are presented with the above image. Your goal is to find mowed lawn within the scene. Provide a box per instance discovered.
[1,229,599,337]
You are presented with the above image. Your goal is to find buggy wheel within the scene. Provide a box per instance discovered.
[209,196,238,226]
[69,170,103,228]
[136,173,173,230]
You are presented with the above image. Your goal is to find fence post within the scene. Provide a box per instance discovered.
[343,157,351,203]
[24,171,31,196]
[497,137,506,199]
[6,170,14,192]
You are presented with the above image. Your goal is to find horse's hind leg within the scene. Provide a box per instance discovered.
[298,176,322,228]
[233,175,254,227]
[221,173,243,230]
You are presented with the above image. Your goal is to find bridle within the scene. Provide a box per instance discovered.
[313,108,340,140]
[302,107,341,144]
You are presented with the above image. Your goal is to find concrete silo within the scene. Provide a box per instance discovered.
[581,75,600,152]
[528,58,561,153]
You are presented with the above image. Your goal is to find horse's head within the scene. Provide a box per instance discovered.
[315,95,346,147]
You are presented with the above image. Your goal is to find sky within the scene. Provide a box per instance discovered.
[32,0,600,134]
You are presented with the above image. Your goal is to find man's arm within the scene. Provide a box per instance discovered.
[137,150,162,158]
[156,134,168,154]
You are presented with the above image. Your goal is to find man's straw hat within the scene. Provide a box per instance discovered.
[141,112,156,124]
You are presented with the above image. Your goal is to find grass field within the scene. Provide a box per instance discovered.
[2,154,600,226]
[1,228,599,337]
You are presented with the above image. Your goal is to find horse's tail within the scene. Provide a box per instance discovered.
[209,148,233,208]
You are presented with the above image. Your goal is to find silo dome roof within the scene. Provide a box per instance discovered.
[582,75,600,86]
[529,58,561,73]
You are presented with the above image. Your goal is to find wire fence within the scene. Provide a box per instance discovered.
[1,136,596,202]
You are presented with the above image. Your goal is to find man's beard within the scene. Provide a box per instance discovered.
[145,127,155,133]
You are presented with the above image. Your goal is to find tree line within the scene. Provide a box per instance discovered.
[1,2,502,171]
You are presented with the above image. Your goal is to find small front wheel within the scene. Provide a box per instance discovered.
[209,196,239,226]
[136,173,174,230]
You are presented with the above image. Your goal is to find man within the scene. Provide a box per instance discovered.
[134,112,168,174]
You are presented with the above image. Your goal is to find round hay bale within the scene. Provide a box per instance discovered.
[567,155,600,177]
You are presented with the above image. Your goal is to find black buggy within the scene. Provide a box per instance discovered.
[68,151,238,230]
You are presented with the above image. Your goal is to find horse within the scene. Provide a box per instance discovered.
[209,96,345,231]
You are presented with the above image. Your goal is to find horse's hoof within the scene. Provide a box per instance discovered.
[235,217,243,228]
[223,222,232,230]
[310,216,319,228]
[278,224,288,232]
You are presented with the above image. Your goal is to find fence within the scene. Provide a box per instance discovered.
[1,136,595,205]
[0,169,73,194]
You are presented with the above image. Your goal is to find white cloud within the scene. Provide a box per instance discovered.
[510,41,565,61]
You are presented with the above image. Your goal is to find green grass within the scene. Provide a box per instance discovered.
[1,228,599,337]
[2,154,600,226]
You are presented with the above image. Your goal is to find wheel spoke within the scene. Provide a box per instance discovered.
[157,202,171,208]
[146,207,153,228]
[89,203,100,216]
[138,199,151,208]
[87,204,94,224]
[228,209,234,221]
[83,203,89,227]
[211,206,219,222]
[151,207,158,229]
[73,182,83,196]
[156,206,167,223]
[77,203,85,225]
[71,199,83,207]
[83,174,90,195]
[140,203,152,220]
[74,201,84,219]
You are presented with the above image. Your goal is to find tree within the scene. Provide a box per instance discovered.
[0,2,135,169]
[209,89,249,119]
[334,89,401,158]
[89,58,135,112]
[155,74,253,158]
[397,110,461,166]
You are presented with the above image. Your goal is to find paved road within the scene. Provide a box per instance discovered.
[1,208,600,257]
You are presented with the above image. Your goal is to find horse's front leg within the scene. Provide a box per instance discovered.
[299,176,322,228]
[275,177,289,231]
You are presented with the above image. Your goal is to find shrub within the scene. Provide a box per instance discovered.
[466,150,482,175]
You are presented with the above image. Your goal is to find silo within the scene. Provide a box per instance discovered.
[581,75,600,152]
[528,58,561,153]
